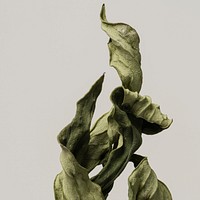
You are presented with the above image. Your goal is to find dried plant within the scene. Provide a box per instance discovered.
[54,5,173,200]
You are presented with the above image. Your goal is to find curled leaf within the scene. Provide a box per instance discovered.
[128,157,172,200]
[92,91,142,197]
[54,145,105,200]
[83,112,110,171]
[57,74,105,164]
[55,75,106,199]
[100,4,142,92]
[112,87,172,134]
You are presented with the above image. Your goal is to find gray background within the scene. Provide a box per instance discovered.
[1,0,200,199]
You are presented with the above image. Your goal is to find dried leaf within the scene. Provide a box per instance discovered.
[100,4,142,92]
[57,74,104,164]
[128,157,172,200]
[123,88,172,129]
[112,87,172,134]
[54,146,105,200]
[92,92,142,197]
[83,112,110,171]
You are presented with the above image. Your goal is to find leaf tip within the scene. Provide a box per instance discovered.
[100,4,107,22]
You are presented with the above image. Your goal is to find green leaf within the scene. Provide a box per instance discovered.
[54,145,105,200]
[57,74,104,164]
[128,156,172,200]
[100,4,142,92]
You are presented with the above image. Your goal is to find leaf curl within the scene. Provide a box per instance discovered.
[100,4,142,92]
[54,145,105,200]
[91,89,142,197]
[55,75,106,199]
[112,87,172,134]
[128,156,172,200]
[57,74,105,164]
[83,112,110,171]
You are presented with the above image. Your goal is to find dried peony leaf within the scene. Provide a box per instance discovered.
[128,156,172,200]
[91,95,142,197]
[54,146,105,200]
[111,87,172,134]
[100,4,142,92]
[83,112,110,171]
[57,74,104,164]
